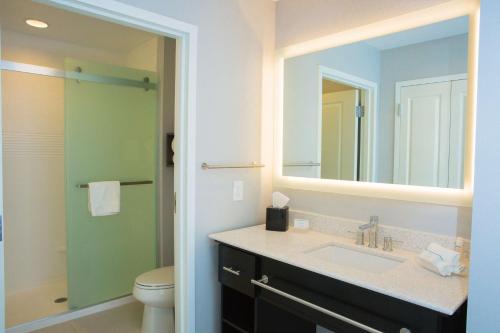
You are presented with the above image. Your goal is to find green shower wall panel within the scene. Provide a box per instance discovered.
[64,59,158,309]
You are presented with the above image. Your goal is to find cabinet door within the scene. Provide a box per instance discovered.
[256,298,315,333]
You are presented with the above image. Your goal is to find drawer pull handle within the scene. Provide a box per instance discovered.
[251,275,384,333]
[222,266,240,276]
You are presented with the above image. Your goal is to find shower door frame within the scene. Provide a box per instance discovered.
[0,1,198,332]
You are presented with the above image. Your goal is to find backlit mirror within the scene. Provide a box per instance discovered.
[282,16,469,189]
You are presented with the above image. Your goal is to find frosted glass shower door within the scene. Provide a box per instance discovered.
[64,59,157,309]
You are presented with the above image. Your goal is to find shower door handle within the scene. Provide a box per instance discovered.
[0,215,3,241]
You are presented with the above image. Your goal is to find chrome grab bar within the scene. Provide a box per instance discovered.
[222,266,240,276]
[251,275,384,333]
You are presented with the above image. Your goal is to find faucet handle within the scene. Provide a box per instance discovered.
[383,236,403,251]
[370,215,379,225]
[383,237,393,251]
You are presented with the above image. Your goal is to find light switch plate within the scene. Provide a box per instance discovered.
[233,181,244,201]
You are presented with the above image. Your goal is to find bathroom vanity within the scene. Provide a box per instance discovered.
[210,226,467,333]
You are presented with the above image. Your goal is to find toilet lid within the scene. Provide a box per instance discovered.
[135,266,174,289]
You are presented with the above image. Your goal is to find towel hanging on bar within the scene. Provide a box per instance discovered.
[77,180,153,189]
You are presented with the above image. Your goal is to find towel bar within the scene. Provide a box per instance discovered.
[201,162,265,170]
[77,180,153,188]
[283,162,321,167]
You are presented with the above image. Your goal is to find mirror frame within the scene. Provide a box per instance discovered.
[273,0,479,206]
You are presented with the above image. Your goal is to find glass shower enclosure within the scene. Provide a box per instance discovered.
[64,58,158,309]
[1,55,158,320]
[1,11,163,327]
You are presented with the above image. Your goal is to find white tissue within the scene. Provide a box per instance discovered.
[272,192,289,208]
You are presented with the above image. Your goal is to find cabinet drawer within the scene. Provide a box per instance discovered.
[218,244,256,297]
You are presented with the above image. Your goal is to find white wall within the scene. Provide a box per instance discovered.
[1,31,129,69]
[113,1,276,332]
[276,0,453,48]
[125,37,159,72]
[2,68,66,295]
[283,43,380,178]
[467,0,500,330]
[276,188,471,237]
[275,1,471,240]
[377,34,468,183]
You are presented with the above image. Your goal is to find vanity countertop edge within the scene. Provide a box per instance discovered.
[209,224,468,316]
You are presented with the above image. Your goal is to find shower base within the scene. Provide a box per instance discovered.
[6,277,68,327]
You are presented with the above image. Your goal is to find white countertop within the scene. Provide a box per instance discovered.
[209,224,468,315]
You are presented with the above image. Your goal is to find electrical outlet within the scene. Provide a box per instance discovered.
[294,218,310,230]
[233,181,244,201]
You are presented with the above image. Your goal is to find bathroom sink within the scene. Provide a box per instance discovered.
[304,243,405,274]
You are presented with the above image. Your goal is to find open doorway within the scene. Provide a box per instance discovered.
[0,0,196,332]
[319,66,377,183]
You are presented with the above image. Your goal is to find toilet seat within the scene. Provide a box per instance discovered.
[135,266,174,290]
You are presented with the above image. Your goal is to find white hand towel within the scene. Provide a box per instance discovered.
[427,243,460,266]
[417,250,464,277]
[88,181,120,216]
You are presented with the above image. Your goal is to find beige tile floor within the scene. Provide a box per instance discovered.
[7,278,68,327]
[33,302,144,333]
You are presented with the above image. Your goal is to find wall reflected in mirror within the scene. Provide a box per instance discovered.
[282,16,469,189]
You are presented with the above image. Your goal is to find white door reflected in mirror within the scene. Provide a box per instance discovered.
[394,76,467,188]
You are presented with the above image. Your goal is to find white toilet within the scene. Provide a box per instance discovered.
[133,266,175,333]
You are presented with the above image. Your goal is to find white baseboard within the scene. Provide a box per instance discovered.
[6,295,137,333]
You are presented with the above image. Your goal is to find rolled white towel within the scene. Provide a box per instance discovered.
[427,243,460,266]
[417,250,464,277]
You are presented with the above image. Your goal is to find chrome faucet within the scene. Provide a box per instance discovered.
[358,216,378,248]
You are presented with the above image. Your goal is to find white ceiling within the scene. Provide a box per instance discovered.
[0,0,157,53]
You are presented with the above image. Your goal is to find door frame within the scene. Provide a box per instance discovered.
[318,66,378,182]
[0,24,5,333]
[393,73,467,186]
[2,1,198,332]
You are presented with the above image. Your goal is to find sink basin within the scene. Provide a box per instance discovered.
[304,243,405,274]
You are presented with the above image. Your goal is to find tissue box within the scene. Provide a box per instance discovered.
[266,206,289,231]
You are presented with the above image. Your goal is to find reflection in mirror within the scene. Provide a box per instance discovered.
[282,16,469,189]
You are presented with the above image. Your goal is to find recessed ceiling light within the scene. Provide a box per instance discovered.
[25,19,49,29]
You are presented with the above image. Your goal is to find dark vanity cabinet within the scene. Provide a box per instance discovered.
[217,243,466,333]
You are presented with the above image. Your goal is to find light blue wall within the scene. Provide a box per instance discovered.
[467,0,500,331]
[377,34,469,183]
[283,43,380,177]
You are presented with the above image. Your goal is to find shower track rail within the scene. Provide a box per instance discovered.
[0,60,157,90]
